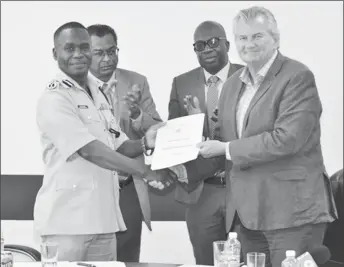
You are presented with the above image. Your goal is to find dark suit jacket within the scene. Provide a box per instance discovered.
[114,68,162,230]
[213,52,337,231]
[168,63,244,204]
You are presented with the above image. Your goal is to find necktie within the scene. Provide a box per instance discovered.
[101,83,114,112]
[206,75,220,139]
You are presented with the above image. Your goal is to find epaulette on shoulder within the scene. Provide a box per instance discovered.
[61,79,74,88]
[46,79,75,91]
[46,80,60,91]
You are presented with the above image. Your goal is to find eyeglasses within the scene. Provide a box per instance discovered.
[193,37,227,52]
[92,47,119,58]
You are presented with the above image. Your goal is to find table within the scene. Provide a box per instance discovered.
[13,262,210,267]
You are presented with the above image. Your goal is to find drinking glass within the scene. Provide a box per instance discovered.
[40,241,58,267]
[247,252,266,267]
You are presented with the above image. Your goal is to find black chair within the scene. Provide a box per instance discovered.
[4,244,41,262]
[323,169,344,265]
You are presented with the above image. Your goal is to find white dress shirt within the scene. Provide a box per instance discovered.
[203,62,231,102]
[225,50,278,160]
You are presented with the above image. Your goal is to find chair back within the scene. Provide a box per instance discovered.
[4,244,41,262]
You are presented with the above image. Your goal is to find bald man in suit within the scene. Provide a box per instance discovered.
[168,21,243,265]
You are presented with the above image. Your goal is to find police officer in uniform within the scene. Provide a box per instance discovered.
[34,21,174,262]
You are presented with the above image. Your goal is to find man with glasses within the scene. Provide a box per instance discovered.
[168,20,243,265]
[87,24,162,263]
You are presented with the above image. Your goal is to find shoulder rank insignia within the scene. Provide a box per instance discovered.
[47,80,59,90]
[61,79,74,88]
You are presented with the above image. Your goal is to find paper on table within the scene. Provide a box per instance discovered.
[151,113,205,171]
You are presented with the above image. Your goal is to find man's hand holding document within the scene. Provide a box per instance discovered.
[150,113,205,171]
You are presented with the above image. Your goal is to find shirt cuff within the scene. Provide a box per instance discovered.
[225,141,232,160]
[169,164,188,179]
[144,154,153,165]
[130,108,143,131]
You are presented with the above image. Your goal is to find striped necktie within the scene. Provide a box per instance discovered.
[206,75,220,139]
[100,83,114,111]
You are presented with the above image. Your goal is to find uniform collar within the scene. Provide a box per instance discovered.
[55,69,87,91]
[55,69,101,104]
[203,61,231,83]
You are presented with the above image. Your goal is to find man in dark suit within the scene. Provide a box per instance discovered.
[168,20,243,265]
[186,7,338,267]
[87,24,162,262]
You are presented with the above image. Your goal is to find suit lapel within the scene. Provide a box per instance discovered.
[192,68,209,137]
[112,69,130,134]
[231,79,245,139]
[114,69,130,110]
[225,63,244,139]
[240,53,285,137]
[194,68,207,113]
[226,63,241,79]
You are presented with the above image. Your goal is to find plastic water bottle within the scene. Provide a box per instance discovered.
[281,250,298,267]
[226,232,241,267]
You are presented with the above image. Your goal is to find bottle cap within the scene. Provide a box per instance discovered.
[286,250,296,257]
[228,232,238,239]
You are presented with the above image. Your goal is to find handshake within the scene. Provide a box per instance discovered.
[118,166,186,191]
[138,123,188,190]
[143,168,180,190]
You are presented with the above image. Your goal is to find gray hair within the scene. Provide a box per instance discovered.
[233,6,280,47]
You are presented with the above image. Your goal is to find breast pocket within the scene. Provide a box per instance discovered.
[78,108,108,140]
[78,108,101,124]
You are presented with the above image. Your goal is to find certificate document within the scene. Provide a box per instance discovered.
[151,113,205,170]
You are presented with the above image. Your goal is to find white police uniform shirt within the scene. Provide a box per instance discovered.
[34,70,128,237]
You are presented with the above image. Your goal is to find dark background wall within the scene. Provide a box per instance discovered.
[1,175,186,221]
